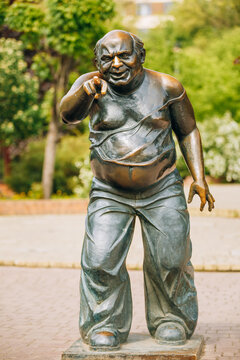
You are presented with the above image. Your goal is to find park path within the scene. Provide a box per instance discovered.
[0,267,239,360]
[0,214,240,270]
[0,183,240,359]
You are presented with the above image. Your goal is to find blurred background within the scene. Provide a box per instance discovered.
[0,0,240,200]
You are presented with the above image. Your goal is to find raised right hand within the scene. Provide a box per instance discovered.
[83,76,108,99]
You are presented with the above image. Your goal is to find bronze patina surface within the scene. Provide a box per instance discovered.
[62,334,204,360]
[60,30,214,351]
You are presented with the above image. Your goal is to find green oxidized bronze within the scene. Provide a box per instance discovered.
[60,30,215,351]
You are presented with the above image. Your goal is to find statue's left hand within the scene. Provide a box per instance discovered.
[188,179,215,212]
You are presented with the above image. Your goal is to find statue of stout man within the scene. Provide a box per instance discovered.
[60,30,215,351]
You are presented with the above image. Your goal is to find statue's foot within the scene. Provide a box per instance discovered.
[89,330,120,351]
[155,322,186,345]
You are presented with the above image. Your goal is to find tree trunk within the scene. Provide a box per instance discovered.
[2,145,11,177]
[41,56,74,199]
[42,113,59,199]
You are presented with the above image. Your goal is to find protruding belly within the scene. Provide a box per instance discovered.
[89,118,176,189]
[90,154,176,190]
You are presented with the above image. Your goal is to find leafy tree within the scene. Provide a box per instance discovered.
[143,23,176,75]
[171,0,240,46]
[175,27,240,123]
[3,0,115,198]
[140,2,240,124]
[0,38,42,177]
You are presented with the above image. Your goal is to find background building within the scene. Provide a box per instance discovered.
[120,0,179,31]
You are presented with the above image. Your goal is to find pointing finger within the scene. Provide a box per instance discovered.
[101,80,107,95]
[93,76,101,86]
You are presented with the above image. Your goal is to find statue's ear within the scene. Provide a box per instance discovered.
[140,49,146,64]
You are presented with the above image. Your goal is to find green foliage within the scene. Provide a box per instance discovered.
[141,12,240,124]
[3,0,116,196]
[5,140,44,193]
[176,27,240,123]
[0,156,3,179]
[31,53,56,82]
[5,0,115,57]
[199,113,240,182]
[143,24,176,75]
[0,0,8,26]
[4,0,45,48]
[4,0,116,93]
[54,135,90,195]
[175,114,240,182]
[171,0,240,45]
[0,38,43,146]
[45,0,115,58]
[74,157,92,198]
[6,135,91,196]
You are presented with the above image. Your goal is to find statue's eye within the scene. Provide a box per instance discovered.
[120,53,130,59]
[101,56,112,62]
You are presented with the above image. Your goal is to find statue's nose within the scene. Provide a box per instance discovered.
[112,56,122,68]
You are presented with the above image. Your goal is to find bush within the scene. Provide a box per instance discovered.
[6,134,92,197]
[199,113,240,182]
[74,157,92,198]
[5,141,44,193]
[175,113,240,182]
[54,134,91,196]
[0,38,43,147]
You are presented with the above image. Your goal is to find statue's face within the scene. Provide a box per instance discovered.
[97,33,142,87]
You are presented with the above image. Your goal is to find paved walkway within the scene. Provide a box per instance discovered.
[0,214,240,270]
[1,183,240,271]
[0,267,239,360]
[0,183,240,359]
[185,183,240,211]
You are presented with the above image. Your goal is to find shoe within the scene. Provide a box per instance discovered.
[89,330,120,351]
[155,322,186,345]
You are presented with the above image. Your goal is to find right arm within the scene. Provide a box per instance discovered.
[60,72,107,124]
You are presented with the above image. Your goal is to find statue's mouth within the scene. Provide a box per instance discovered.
[110,69,129,80]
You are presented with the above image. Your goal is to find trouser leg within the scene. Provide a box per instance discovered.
[79,197,135,344]
[138,183,198,338]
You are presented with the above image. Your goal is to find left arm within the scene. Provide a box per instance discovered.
[170,92,215,212]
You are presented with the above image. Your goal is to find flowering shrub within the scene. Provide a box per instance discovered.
[199,113,240,182]
[175,113,240,182]
[74,157,93,198]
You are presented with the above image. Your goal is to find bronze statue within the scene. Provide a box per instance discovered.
[60,30,215,351]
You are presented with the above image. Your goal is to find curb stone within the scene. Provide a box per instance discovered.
[1,260,240,272]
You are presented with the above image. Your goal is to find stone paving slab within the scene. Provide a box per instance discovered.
[185,184,240,211]
[0,214,240,270]
[0,268,239,360]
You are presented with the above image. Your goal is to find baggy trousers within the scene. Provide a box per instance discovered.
[79,169,198,344]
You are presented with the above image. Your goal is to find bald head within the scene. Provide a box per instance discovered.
[94,30,145,89]
[94,30,145,64]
